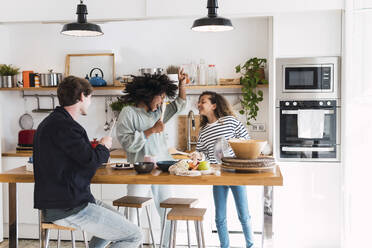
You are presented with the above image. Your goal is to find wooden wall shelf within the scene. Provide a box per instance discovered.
[0,84,268,92]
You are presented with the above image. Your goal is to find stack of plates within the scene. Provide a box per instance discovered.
[221,156,275,172]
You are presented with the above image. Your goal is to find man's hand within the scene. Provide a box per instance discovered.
[99,136,112,149]
[144,120,164,138]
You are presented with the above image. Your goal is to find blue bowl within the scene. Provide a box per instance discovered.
[156,160,177,172]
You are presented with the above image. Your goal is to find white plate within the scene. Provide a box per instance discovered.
[107,163,134,170]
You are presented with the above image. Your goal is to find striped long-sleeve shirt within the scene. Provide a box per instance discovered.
[196,116,250,164]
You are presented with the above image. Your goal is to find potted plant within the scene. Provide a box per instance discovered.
[235,57,268,125]
[0,64,20,88]
[110,97,132,117]
[166,65,179,84]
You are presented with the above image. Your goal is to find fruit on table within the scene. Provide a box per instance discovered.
[198,161,210,170]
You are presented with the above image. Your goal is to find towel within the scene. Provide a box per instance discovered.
[297,109,325,139]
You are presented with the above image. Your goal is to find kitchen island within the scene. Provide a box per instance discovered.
[0,165,283,248]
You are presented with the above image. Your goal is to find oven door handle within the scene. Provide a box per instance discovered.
[282,146,335,152]
[281,110,334,115]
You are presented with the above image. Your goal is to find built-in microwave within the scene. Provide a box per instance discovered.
[276,57,340,99]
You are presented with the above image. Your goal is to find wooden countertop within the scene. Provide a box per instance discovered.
[1,149,188,160]
[0,165,283,186]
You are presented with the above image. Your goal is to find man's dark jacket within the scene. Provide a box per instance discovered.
[33,106,109,209]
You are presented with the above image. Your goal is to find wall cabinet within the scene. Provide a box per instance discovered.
[0,0,343,23]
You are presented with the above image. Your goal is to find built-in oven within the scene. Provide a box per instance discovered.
[276,57,340,100]
[276,100,341,161]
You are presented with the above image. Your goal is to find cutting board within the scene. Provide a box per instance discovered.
[177,115,201,152]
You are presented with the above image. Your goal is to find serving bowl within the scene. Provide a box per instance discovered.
[156,160,177,172]
[133,162,154,174]
[228,139,267,159]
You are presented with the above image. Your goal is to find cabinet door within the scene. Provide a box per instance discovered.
[0,0,146,22]
[273,164,341,248]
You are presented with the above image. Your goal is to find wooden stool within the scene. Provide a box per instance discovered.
[39,210,88,248]
[159,198,199,248]
[113,196,155,248]
[167,208,207,248]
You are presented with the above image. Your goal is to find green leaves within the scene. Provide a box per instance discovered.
[236,57,267,126]
[0,64,20,76]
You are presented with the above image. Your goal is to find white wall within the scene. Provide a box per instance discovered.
[343,1,372,247]
[0,17,269,152]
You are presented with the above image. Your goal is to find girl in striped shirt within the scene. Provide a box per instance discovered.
[191,91,254,248]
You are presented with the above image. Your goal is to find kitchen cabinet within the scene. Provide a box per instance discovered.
[0,0,146,23]
[273,162,341,248]
[146,0,343,18]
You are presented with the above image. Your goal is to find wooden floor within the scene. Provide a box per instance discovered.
[0,239,211,247]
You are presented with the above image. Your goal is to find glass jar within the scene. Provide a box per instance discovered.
[207,64,217,85]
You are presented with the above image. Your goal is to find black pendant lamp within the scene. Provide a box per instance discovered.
[61,0,103,37]
[191,0,234,32]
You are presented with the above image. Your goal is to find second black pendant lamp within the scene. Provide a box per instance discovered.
[61,0,103,37]
[191,0,234,32]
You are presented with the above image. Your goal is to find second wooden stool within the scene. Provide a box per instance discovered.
[113,196,155,248]
[159,198,199,248]
[167,207,207,248]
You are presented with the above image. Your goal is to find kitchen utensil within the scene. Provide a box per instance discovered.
[89,68,107,86]
[133,162,154,174]
[228,139,267,159]
[156,160,177,172]
[160,101,166,121]
[103,98,110,131]
[39,69,63,87]
[18,130,36,147]
[138,68,164,76]
[19,98,34,130]
[108,117,117,137]
[213,137,231,164]
[32,95,55,113]
[168,147,190,156]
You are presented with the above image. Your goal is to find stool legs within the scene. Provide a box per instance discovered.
[159,208,167,247]
[186,221,191,248]
[145,206,156,248]
[194,221,200,248]
[136,209,143,248]
[70,231,76,248]
[44,229,50,248]
[57,230,61,248]
[82,231,89,248]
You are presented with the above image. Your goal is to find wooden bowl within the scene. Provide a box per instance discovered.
[228,139,267,159]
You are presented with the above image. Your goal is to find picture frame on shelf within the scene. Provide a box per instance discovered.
[65,53,116,86]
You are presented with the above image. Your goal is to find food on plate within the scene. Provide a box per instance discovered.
[197,161,210,171]
[188,161,199,170]
[169,160,189,174]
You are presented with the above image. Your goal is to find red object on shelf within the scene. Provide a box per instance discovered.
[18,129,36,147]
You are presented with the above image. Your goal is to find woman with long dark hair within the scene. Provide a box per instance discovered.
[191,91,254,248]
[116,71,188,247]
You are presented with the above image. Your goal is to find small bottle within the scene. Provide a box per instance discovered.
[34,75,40,88]
[197,59,207,85]
[207,64,217,85]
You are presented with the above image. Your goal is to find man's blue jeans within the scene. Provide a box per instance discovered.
[213,185,254,248]
[54,199,142,248]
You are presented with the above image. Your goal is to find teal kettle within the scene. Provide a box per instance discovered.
[89,68,107,86]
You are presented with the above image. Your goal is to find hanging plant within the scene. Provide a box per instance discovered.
[235,57,268,126]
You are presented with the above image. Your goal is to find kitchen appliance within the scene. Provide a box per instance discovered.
[88,68,107,86]
[276,57,340,99]
[39,70,63,87]
[276,100,340,161]
[138,68,164,76]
